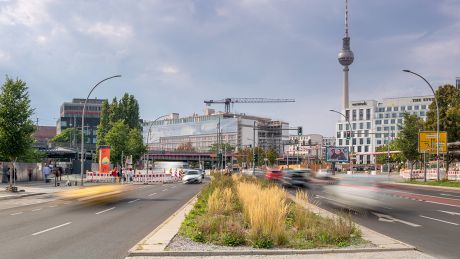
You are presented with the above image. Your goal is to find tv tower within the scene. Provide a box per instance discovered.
[338,0,354,110]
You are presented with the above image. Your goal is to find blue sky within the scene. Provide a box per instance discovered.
[0,0,459,136]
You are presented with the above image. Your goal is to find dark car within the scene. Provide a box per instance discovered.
[265,169,283,181]
[281,168,312,188]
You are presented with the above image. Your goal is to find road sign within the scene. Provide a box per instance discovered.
[418,131,447,153]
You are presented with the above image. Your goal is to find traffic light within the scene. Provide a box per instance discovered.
[298,126,303,136]
[346,131,351,140]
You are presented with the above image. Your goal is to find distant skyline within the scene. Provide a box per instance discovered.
[0,0,459,136]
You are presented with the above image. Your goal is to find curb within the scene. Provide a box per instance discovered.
[128,188,415,257]
[0,192,45,201]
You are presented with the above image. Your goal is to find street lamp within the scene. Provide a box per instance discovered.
[402,69,440,181]
[81,75,121,186]
[330,109,353,174]
[145,114,169,173]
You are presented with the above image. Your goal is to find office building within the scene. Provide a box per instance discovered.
[56,98,106,151]
[334,95,434,164]
[143,110,289,154]
[456,77,460,90]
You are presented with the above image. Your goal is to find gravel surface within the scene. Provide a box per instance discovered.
[166,234,375,251]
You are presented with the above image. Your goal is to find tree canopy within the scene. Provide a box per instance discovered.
[394,113,424,164]
[0,77,35,162]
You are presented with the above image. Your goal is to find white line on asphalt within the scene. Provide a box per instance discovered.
[171,186,176,188]
[128,199,140,203]
[32,222,72,236]
[420,215,459,226]
[32,208,42,211]
[10,212,23,216]
[437,210,460,216]
[95,207,116,215]
[425,200,460,208]
[372,212,421,227]
[49,205,57,208]
[148,193,157,196]
[162,189,167,192]
[441,193,460,198]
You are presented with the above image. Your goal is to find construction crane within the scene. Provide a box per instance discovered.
[204,98,295,113]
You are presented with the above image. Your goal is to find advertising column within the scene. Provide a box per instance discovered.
[99,145,111,173]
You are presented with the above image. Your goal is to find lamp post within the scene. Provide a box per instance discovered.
[81,75,121,186]
[330,109,353,174]
[145,115,169,173]
[403,70,440,181]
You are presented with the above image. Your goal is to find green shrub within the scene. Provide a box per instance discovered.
[251,234,274,248]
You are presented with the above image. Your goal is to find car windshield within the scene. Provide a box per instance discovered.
[186,171,199,175]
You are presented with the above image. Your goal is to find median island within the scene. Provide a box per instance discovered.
[174,173,363,250]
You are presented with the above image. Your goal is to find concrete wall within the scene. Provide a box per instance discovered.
[0,162,44,183]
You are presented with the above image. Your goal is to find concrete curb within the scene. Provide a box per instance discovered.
[128,189,415,257]
[0,192,45,201]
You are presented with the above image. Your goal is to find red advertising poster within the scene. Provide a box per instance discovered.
[99,146,111,173]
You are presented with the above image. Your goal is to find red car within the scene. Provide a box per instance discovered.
[265,169,283,181]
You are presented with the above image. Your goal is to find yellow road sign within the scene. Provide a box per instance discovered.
[418,131,447,153]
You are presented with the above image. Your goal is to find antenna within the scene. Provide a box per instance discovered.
[345,0,349,37]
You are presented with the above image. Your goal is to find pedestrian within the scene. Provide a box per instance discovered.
[28,168,33,181]
[58,167,63,181]
[111,167,117,183]
[6,167,10,183]
[43,164,51,183]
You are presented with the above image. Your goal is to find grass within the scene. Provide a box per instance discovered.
[406,179,460,188]
[179,172,361,249]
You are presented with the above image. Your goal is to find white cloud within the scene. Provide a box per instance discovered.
[0,0,52,26]
[0,50,10,62]
[74,17,133,42]
[161,65,179,75]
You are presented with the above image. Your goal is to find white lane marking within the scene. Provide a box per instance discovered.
[162,189,167,192]
[95,207,116,215]
[10,212,23,216]
[437,210,460,216]
[32,222,72,236]
[49,205,57,208]
[425,200,460,208]
[441,193,460,198]
[32,208,42,211]
[314,195,333,201]
[171,186,176,189]
[148,193,157,197]
[371,212,421,227]
[420,215,459,226]
[128,198,140,204]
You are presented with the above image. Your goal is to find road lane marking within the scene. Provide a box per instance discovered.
[49,205,57,208]
[95,207,116,215]
[148,193,157,197]
[32,222,72,236]
[441,193,460,198]
[32,208,42,211]
[128,198,140,203]
[10,212,23,216]
[437,210,460,216]
[420,215,459,226]
[171,186,176,188]
[371,212,421,227]
[425,200,460,208]
[162,189,167,192]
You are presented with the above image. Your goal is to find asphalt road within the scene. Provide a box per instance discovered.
[299,175,460,259]
[0,181,204,259]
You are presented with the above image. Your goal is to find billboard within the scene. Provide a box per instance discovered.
[326,146,349,162]
[99,146,111,173]
[418,131,447,153]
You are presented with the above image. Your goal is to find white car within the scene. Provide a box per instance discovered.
[182,170,203,184]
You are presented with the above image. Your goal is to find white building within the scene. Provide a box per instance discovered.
[335,95,434,165]
[285,134,336,161]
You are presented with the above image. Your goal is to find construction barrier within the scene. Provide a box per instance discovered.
[448,171,460,181]
[400,169,454,180]
[85,171,116,183]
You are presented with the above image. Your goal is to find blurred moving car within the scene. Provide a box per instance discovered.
[182,170,203,184]
[281,168,312,188]
[315,169,334,179]
[265,168,283,181]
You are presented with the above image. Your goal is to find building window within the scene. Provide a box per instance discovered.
[398,119,402,124]
[337,132,341,138]
[391,119,395,124]
[346,140,349,145]
[352,110,356,121]
[379,108,385,112]
[392,113,397,118]
[384,120,388,124]
[365,146,369,152]
[415,105,419,110]
[367,122,371,129]
[379,114,383,119]
[408,106,412,110]
[339,139,342,146]
[394,107,399,111]
[376,133,381,138]
[420,111,425,116]
[399,113,405,117]
[345,124,349,130]
[401,106,405,111]
[385,113,390,118]
[339,124,343,130]
[421,105,426,110]
[391,126,395,131]
[377,140,381,145]
[346,110,350,120]
[377,127,381,131]
[376,120,381,125]
[357,146,362,152]
[386,107,392,112]
[352,123,356,130]
[352,139,356,145]
[359,109,364,120]
[366,109,371,120]
[359,138,363,145]
[359,123,363,129]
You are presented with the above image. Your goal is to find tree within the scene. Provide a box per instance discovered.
[126,127,146,163]
[263,148,278,166]
[104,120,129,166]
[394,113,424,173]
[119,93,141,129]
[176,142,195,152]
[209,143,234,153]
[51,128,83,144]
[0,77,35,187]
[425,85,460,142]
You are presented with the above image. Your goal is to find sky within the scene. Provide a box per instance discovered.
[0,0,459,136]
